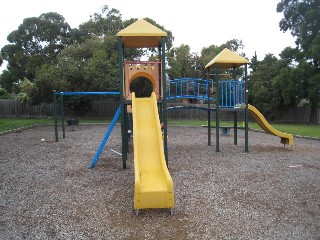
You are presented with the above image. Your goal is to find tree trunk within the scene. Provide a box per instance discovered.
[309,101,318,124]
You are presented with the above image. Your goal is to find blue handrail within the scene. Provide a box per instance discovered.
[220,80,244,108]
[167,78,215,101]
[167,78,244,108]
[55,91,120,96]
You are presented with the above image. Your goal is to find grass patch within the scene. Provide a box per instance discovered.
[1,118,319,139]
[0,118,113,132]
[0,118,54,132]
[168,119,320,138]
[248,122,320,138]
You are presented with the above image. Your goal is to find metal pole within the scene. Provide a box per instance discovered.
[215,65,220,152]
[244,64,249,152]
[161,37,168,165]
[118,37,126,168]
[207,69,211,146]
[234,111,237,145]
[124,104,128,158]
[60,93,65,138]
[90,106,121,168]
[53,90,58,142]
[158,45,163,124]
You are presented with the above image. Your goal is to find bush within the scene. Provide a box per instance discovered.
[0,88,11,99]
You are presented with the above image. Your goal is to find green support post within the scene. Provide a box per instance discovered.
[234,111,237,145]
[207,69,211,146]
[215,66,220,152]
[244,64,249,152]
[53,90,58,142]
[60,94,65,138]
[232,66,237,145]
[124,105,128,158]
[161,37,169,165]
[118,37,126,169]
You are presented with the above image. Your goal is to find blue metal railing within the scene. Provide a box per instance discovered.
[167,78,216,101]
[220,80,244,108]
[167,78,245,108]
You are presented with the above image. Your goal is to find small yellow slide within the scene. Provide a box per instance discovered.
[131,92,174,213]
[248,104,294,146]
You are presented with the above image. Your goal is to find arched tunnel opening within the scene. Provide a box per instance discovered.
[130,76,154,98]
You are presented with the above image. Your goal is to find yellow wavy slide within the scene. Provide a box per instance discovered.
[131,92,174,213]
[248,104,294,146]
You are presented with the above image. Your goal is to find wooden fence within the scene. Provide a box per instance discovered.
[0,99,319,124]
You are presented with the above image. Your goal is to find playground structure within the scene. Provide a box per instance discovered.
[53,19,294,214]
[117,19,174,214]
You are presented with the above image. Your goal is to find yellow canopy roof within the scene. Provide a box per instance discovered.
[205,48,249,68]
[116,19,167,48]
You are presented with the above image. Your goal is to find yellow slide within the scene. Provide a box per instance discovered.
[248,104,294,146]
[131,92,174,213]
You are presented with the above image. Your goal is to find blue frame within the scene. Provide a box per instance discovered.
[166,78,245,108]
[167,78,216,101]
[219,80,244,108]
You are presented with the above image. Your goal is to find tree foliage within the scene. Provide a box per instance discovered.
[0,88,11,99]
[0,6,175,107]
[0,12,72,92]
[167,44,198,79]
[166,39,246,81]
[249,54,286,117]
[277,0,320,65]
[276,0,320,123]
[77,6,123,42]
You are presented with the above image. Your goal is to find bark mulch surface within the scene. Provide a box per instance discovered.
[1,125,319,239]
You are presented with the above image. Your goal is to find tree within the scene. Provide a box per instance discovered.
[249,51,259,73]
[277,0,320,123]
[199,44,221,76]
[167,44,198,79]
[15,78,34,104]
[249,54,287,118]
[0,88,11,99]
[32,64,69,104]
[77,5,123,42]
[221,39,245,55]
[0,12,72,92]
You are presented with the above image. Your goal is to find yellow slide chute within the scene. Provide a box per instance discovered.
[131,92,174,213]
[248,104,294,146]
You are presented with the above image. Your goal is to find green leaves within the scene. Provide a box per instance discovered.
[276,0,320,123]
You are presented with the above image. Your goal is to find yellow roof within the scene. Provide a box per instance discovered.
[116,19,167,48]
[205,48,249,68]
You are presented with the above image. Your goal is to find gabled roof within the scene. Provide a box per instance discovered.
[116,19,167,48]
[205,48,249,69]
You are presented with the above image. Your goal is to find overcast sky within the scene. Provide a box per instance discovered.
[0,0,296,72]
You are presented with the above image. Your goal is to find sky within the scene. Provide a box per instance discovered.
[0,0,296,72]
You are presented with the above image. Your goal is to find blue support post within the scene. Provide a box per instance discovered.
[89,106,121,169]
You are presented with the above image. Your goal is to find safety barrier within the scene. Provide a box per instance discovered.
[167,78,245,108]
[167,78,216,101]
[220,80,245,108]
